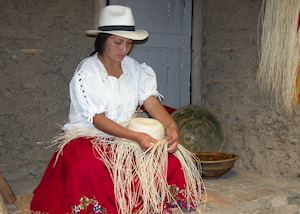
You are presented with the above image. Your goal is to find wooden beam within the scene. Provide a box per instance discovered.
[0,171,17,204]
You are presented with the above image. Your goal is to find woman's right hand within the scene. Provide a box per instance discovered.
[134,132,158,151]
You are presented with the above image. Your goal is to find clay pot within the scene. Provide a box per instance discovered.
[195,152,239,178]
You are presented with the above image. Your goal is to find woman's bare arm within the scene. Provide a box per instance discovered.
[93,113,157,150]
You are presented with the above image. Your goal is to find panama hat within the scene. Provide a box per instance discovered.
[127,118,165,140]
[85,5,149,40]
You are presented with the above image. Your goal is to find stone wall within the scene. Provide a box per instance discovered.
[0,0,97,180]
[200,0,300,178]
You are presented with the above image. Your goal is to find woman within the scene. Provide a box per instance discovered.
[31,5,205,214]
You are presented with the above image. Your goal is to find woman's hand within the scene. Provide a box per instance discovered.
[166,124,179,153]
[134,132,158,151]
[142,96,179,153]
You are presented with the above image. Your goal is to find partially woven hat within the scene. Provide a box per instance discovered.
[127,118,165,140]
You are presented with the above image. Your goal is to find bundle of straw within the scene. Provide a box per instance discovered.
[92,136,205,214]
[257,0,300,112]
[15,194,33,213]
[53,126,206,214]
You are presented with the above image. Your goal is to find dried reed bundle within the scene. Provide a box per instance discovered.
[257,0,300,112]
[0,194,8,214]
[53,127,206,214]
[93,137,205,214]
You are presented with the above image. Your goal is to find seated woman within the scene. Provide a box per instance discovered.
[30,5,206,214]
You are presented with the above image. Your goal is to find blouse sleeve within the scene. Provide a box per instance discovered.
[137,63,163,105]
[69,67,107,123]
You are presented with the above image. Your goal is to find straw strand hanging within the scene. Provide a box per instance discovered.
[257,0,300,112]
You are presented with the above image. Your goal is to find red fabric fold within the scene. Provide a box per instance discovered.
[31,137,188,214]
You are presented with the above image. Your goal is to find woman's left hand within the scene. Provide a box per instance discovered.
[142,96,179,153]
[166,124,179,153]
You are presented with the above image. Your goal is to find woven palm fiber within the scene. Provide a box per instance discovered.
[15,194,33,213]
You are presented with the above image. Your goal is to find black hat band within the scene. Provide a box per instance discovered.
[99,25,135,31]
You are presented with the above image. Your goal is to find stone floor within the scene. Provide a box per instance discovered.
[4,168,300,213]
[199,169,300,214]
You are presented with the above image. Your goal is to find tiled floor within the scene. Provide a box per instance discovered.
[4,168,300,213]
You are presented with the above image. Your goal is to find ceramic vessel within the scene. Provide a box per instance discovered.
[196,152,239,178]
[172,105,225,152]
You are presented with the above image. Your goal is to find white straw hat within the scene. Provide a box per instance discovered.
[85,5,149,40]
[127,118,165,140]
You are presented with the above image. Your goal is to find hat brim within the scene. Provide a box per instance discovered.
[85,29,149,40]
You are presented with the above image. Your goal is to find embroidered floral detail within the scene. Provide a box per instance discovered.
[165,184,188,211]
[72,196,108,214]
[163,184,200,213]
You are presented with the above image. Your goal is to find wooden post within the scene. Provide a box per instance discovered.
[0,170,17,204]
[191,0,204,105]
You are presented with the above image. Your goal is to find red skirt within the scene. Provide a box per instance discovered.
[30,137,195,214]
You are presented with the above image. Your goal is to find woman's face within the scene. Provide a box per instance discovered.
[102,35,133,63]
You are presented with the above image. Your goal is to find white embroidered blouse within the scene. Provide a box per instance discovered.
[63,54,161,131]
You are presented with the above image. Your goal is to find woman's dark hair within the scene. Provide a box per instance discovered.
[89,33,111,56]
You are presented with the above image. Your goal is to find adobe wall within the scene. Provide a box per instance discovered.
[1,0,299,180]
[198,0,300,178]
[0,0,99,180]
